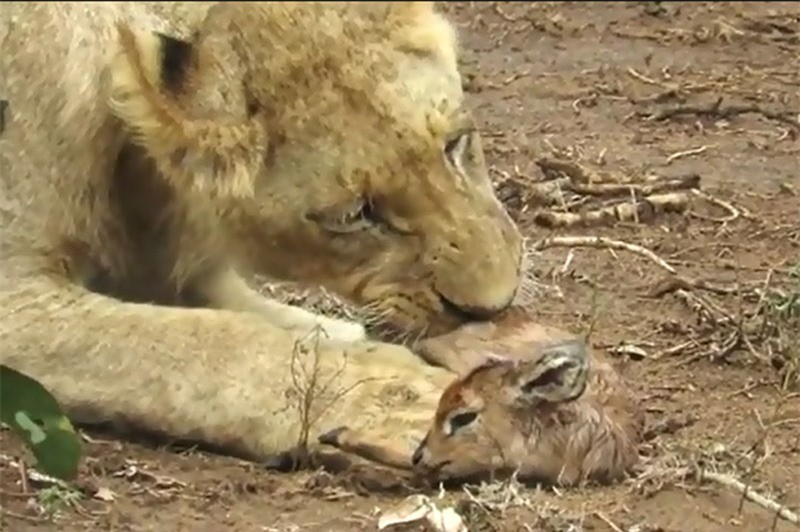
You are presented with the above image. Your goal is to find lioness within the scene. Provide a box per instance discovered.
[0,2,522,460]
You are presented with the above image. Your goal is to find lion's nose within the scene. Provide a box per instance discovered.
[438,291,513,321]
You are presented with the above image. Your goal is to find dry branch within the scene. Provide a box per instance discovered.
[533,192,689,228]
[643,96,800,130]
[285,327,380,468]
[530,158,701,229]
[566,174,700,198]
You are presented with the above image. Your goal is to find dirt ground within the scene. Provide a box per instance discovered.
[2,2,799,531]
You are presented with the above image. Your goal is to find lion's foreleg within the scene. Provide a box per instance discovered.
[317,426,414,471]
[198,267,366,342]
[0,277,306,460]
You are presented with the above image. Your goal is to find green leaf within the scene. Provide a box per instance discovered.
[0,365,82,480]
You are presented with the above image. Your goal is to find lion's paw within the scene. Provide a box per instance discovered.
[318,425,350,447]
[313,317,367,342]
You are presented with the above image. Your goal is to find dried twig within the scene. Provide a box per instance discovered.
[635,457,800,526]
[531,238,748,337]
[666,145,712,164]
[111,460,186,491]
[643,414,698,440]
[535,157,594,184]
[627,67,662,86]
[701,471,799,525]
[1,509,45,524]
[594,511,625,532]
[643,96,799,130]
[648,275,744,297]
[18,459,30,494]
[533,236,678,275]
[709,329,742,362]
[284,326,382,468]
[653,340,697,359]
[673,289,718,327]
[691,189,753,222]
[0,489,34,499]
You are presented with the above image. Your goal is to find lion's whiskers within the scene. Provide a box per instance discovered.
[510,240,547,307]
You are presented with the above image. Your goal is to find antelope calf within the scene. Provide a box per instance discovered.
[320,310,644,486]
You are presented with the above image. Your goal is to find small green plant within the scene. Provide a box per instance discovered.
[774,264,800,319]
[762,264,800,389]
[36,484,84,517]
[583,284,609,343]
[0,365,83,480]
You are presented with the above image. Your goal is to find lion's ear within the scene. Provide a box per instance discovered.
[384,2,458,70]
[107,23,264,198]
[386,1,435,22]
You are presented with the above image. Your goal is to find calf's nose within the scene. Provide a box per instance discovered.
[411,436,428,466]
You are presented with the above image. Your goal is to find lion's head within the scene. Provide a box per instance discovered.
[108,1,523,336]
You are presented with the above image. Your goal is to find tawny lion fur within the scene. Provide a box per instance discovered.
[0,2,527,461]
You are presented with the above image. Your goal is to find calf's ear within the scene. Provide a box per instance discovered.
[502,339,590,408]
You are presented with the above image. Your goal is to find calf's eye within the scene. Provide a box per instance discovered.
[448,411,478,435]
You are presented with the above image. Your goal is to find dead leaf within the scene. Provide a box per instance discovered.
[93,486,116,502]
[378,494,467,532]
[609,344,649,360]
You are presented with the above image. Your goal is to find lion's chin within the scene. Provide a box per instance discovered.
[364,309,471,343]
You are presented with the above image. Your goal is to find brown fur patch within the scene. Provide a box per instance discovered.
[433,357,510,424]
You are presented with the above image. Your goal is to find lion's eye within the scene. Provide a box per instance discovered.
[310,198,415,236]
[309,199,381,234]
[444,131,470,169]
[446,411,478,436]
[336,200,381,231]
